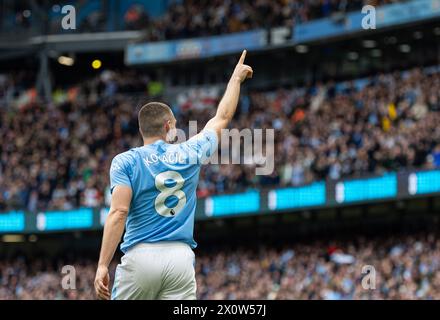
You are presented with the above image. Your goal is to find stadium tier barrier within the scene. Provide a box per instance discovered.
[126,0,440,65]
[1,167,440,233]
[125,29,267,65]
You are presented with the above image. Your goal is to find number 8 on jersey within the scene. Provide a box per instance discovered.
[154,170,187,217]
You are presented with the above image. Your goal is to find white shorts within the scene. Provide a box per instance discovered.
[111,242,197,300]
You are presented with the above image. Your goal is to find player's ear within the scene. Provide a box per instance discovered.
[164,120,172,136]
[164,120,170,131]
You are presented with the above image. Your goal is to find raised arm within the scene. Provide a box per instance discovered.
[204,50,253,137]
[94,185,132,300]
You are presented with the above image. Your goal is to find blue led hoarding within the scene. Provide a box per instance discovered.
[3,168,440,233]
[408,170,440,195]
[336,173,397,203]
[205,191,260,217]
[268,182,326,210]
[37,208,93,231]
[0,211,25,233]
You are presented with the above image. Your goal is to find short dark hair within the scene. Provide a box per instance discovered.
[138,102,173,138]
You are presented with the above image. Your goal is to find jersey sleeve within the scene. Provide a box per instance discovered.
[182,129,219,165]
[109,153,132,193]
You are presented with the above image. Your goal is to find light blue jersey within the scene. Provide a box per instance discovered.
[109,129,218,253]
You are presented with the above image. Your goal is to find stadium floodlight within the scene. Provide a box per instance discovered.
[362,40,376,48]
[413,31,423,40]
[399,44,411,53]
[23,10,31,18]
[2,235,25,243]
[295,45,309,54]
[58,55,74,66]
[92,59,102,69]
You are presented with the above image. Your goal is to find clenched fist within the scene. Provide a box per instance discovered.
[231,50,253,83]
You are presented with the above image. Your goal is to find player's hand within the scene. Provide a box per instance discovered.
[231,50,253,83]
[94,265,111,300]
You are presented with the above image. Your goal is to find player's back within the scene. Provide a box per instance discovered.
[109,130,218,254]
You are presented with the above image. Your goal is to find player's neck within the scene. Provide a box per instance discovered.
[143,136,165,146]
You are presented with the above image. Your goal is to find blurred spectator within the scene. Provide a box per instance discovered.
[0,0,404,36]
[124,4,150,30]
[2,66,440,210]
[2,232,440,299]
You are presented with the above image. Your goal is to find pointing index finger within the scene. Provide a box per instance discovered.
[238,50,247,64]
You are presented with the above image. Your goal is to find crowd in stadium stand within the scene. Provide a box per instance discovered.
[141,0,401,41]
[1,66,440,211]
[3,0,403,36]
[1,232,440,299]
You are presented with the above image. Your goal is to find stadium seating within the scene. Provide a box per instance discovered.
[1,0,403,36]
[1,66,440,211]
[1,232,439,299]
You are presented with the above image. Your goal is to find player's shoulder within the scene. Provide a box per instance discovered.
[180,129,218,148]
[111,149,138,168]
